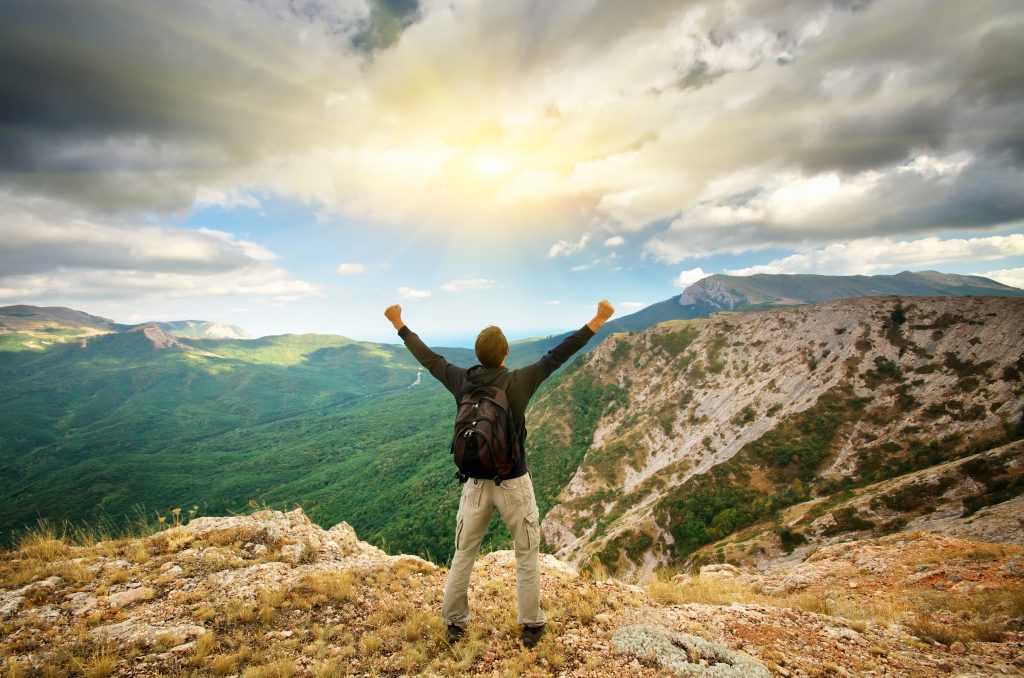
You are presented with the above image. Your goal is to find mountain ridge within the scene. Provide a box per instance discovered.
[531,295,1024,573]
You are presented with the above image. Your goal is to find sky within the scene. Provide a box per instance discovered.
[1,0,1022,344]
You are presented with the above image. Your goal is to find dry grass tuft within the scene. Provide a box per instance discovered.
[646,573,757,606]
[194,631,216,661]
[78,648,116,678]
[18,533,69,561]
[49,560,95,586]
[242,658,296,678]
[302,571,354,602]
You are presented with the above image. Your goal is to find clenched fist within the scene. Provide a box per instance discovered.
[384,304,405,331]
[596,299,615,320]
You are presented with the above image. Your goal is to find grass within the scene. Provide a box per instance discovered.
[645,572,759,606]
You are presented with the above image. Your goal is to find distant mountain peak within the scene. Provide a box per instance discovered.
[128,322,181,349]
[677,270,1023,312]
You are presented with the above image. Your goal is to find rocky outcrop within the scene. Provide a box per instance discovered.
[535,296,1024,573]
[2,510,1022,676]
[689,440,1024,572]
[679,277,748,309]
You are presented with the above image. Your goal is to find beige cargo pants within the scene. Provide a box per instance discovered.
[441,472,547,629]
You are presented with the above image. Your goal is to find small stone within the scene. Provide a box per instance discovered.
[848,580,859,589]
[105,586,155,608]
[949,641,966,655]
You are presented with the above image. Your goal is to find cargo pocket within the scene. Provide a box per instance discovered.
[501,478,525,511]
[455,515,465,550]
[523,511,540,551]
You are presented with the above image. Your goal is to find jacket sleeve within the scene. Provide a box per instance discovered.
[518,324,595,395]
[398,326,465,396]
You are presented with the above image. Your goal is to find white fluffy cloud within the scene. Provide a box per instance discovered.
[547,234,591,258]
[975,267,1024,290]
[726,234,1024,276]
[397,286,431,300]
[0,196,316,302]
[619,301,646,309]
[673,267,710,288]
[336,263,367,275]
[604,236,625,247]
[194,188,262,211]
[439,278,495,292]
[645,153,1024,263]
[4,0,1024,285]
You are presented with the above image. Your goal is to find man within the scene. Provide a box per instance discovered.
[384,300,615,648]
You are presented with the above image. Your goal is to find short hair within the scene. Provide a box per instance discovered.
[475,325,508,368]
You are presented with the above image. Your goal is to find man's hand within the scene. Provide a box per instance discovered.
[384,304,405,332]
[587,299,615,333]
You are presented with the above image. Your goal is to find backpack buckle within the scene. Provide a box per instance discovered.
[455,472,469,484]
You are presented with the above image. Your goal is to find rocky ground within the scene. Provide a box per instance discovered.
[2,509,1022,676]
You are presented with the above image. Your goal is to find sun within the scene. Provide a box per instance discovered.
[470,151,512,178]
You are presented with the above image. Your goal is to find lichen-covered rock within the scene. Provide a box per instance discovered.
[90,621,207,647]
[699,564,743,579]
[612,624,770,677]
[475,550,579,579]
[104,586,155,608]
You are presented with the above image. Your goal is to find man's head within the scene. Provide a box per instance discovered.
[475,325,509,368]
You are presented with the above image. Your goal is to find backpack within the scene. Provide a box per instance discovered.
[450,380,520,485]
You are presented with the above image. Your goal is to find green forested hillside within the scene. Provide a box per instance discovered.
[0,325,591,561]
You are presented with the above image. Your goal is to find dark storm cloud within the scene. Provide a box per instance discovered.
[0,0,1022,254]
[0,0,387,211]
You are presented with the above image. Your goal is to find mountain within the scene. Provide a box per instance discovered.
[2,507,1021,676]
[0,305,124,351]
[530,295,1024,573]
[678,270,1024,311]
[0,305,252,351]
[542,270,1024,353]
[155,320,251,340]
[2,277,1022,561]
[0,318,580,557]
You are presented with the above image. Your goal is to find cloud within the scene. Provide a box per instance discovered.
[195,188,262,210]
[570,264,591,272]
[547,234,590,258]
[1,0,1023,252]
[439,278,495,292]
[397,286,431,299]
[604,235,625,247]
[977,267,1024,290]
[673,267,710,288]
[0,195,316,303]
[645,153,1024,262]
[619,301,646,309]
[726,234,1024,276]
[544,300,560,305]
[337,262,367,275]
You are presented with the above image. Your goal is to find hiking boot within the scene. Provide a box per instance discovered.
[521,624,546,648]
[446,624,465,643]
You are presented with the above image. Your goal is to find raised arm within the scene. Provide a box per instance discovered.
[385,304,465,396]
[520,299,615,393]
[587,299,615,333]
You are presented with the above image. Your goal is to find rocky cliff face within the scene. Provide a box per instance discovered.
[678,276,749,309]
[533,296,1024,574]
[2,509,1021,676]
